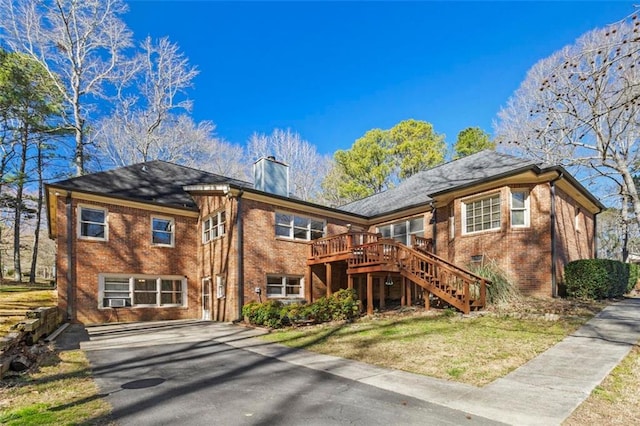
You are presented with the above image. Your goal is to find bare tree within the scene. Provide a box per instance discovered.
[247,128,330,201]
[0,0,133,175]
[495,12,640,225]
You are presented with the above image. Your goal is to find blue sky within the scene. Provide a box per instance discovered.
[125,1,637,156]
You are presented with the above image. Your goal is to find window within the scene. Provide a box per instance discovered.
[99,274,186,308]
[510,190,530,227]
[79,206,107,240]
[152,217,174,246]
[463,194,501,234]
[449,206,455,239]
[275,212,325,241]
[377,217,424,245]
[266,275,303,298]
[203,210,226,243]
[216,275,225,299]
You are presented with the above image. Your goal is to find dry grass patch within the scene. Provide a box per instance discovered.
[564,345,640,425]
[0,288,57,335]
[0,347,112,425]
[262,298,602,386]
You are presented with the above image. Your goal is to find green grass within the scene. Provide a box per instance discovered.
[262,310,591,386]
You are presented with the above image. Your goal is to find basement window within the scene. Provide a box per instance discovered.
[266,275,304,298]
[99,274,187,308]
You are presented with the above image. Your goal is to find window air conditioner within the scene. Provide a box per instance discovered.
[108,298,126,308]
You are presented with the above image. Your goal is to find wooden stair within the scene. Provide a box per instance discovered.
[348,238,489,314]
[308,232,490,314]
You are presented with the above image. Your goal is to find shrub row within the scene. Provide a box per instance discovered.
[241,288,360,329]
[565,259,639,300]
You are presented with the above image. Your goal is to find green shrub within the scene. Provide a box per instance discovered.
[241,288,360,329]
[565,259,636,300]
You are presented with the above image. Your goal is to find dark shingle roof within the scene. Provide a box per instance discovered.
[48,160,253,209]
[339,150,540,217]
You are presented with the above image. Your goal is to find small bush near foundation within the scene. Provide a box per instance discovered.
[468,258,521,306]
[242,289,360,329]
[565,259,638,300]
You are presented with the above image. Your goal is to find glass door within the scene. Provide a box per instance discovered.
[202,278,211,320]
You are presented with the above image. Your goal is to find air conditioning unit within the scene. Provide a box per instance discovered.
[107,298,127,308]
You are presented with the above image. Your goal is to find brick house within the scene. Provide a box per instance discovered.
[45,150,603,324]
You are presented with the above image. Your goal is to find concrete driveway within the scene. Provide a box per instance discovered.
[78,320,502,426]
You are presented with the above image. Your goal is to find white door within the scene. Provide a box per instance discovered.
[202,278,211,320]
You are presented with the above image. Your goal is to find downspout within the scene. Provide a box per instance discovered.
[65,192,74,321]
[235,190,244,321]
[430,201,437,254]
[550,172,563,298]
[593,214,598,259]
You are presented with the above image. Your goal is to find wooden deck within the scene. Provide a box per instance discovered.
[307,232,489,315]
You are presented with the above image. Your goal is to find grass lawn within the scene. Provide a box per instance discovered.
[0,349,112,425]
[261,299,602,386]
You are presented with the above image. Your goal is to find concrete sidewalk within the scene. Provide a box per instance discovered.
[56,297,640,425]
[223,297,640,425]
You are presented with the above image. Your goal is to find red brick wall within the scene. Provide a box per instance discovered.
[444,184,553,296]
[193,194,238,322]
[240,199,350,310]
[55,197,199,324]
[554,187,596,289]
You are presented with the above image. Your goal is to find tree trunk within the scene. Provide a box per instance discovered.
[29,141,44,284]
[13,127,28,282]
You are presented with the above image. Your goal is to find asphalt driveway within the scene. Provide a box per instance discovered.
[76,320,502,426]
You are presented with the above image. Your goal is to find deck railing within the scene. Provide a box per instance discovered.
[309,231,380,260]
[411,235,433,253]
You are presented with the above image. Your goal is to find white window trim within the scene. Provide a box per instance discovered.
[151,216,175,247]
[449,206,455,240]
[510,189,530,228]
[98,273,187,309]
[461,193,502,235]
[78,204,108,241]
[376,216,424,246]
[203,210,226,243]
[275,211,325,241]
[266,275,305,298]
[216,275,225,299]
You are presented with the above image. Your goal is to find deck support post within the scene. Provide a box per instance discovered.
[325,262,333,297]
[347,274,354,290]
[401,276,406,306]
[407,280,412,307]
[305,266,312,304]
[379,277,385,310]
[357,276,363,311]
[367,273,373,315]
[425,291,430,311]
